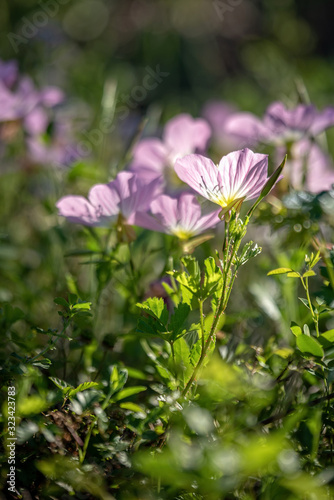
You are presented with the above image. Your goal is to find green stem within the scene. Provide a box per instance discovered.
[79,418,96,465]
[171,341,176,378]
[199,300,205,353]
[27,320,70,364]
[301,277,319,337]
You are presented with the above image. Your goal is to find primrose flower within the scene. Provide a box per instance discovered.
[0,59,64,134]
[202,100,239,151]
[134,192,220,239]
[286,140,334,193]
[56,172,161,229]
[174,148,272,214]
[225,101,334,147]
[130,113,211,181]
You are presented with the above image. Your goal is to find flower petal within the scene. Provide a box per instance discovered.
[164,114,211,162]
[174,154,221,204]
[56,196,99,225]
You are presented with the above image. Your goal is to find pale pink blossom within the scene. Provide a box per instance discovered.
[134,192,220,239]
[130,113,211,181]
[286,140,334,193]
[174,148,272,213]
[225,102,334,147]
[56,172,161,227]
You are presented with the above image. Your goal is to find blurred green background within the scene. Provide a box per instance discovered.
[1,0,334,116]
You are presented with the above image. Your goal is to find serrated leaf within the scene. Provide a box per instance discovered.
[136,297,169,326]
[49,377,72,392]
[169,302,190,341]
[290,322,302,337]
[267,267,293,276]
[68,381,100,398]
[296,334,324,358]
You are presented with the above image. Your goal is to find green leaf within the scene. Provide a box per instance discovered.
[303,270,316,278]
[296,335,324,358]
[247,155,286,217]
[169,302,190,341]
[54,297,69,308]
[112,386,147,402]
[49,377,72,392]
[287,271,301,278]
[173,337,192,387]
[136,297,169,325]
[201,257,223,300]
[120,402,146,413]
[72,302,92,311]
[299,297,310,309]
[68,382,100,398]
[321,329,334,342]
[267,267,293,276]
[318,329,334,350]
[303,324,310,336]
[290,322,302,337]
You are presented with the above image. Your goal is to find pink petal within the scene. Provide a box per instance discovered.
[130,138,167,175]
[56,196,99,225]
[88,184,120,219]
[163,114,211,162]
[217,148,268,201]
[40,86,65,107]
[310,107,334,136]
[132,211,166,232]
[24,107,49,135]
[150,194,179,228]
[174,154,221,202]
[224,112,269,145]
[177,192,202,230]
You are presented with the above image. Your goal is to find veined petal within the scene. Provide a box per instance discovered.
[174,154,222,205]
[150,194,179,228]
[193,209,221,233]
[88,183,120,218]
[177,192,202,231]
[217,148,268,203]
[56,196,99,225]
[132,211,166,232]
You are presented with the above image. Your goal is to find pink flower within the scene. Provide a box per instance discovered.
[201,100,239,151]
[134,192,220,239]
[130,113,211,181]
[225,102,334,147]
[287,140,334,193]
[174,148,271,214]
[56,172,161,227]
